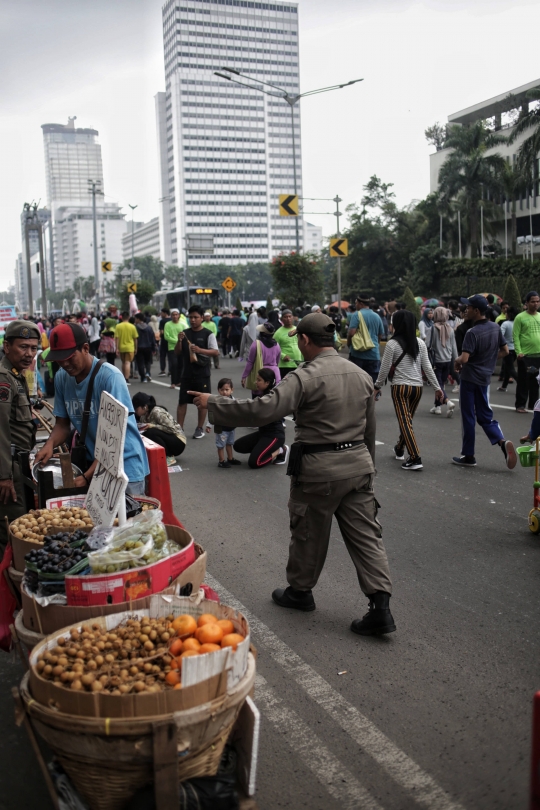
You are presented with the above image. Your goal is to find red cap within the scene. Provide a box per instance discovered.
[47,323,89,361]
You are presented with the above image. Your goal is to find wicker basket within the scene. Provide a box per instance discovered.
[14,609,43,651]
[20,652,256,810]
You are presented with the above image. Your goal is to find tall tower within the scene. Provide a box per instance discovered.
[41,118,125,292]
[156,0,302,269]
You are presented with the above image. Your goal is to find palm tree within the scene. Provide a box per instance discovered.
[508,89,540,176]
[438,121,507,258]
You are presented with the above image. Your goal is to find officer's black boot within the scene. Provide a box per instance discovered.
[350,591,396,636]
[272,586,316,611]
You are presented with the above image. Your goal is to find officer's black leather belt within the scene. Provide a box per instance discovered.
[287,440,363,480]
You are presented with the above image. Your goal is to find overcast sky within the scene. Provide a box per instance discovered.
[1,0,540,290]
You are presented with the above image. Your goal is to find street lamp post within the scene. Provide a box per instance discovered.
[129,204,138,281]
[214,68,363,254]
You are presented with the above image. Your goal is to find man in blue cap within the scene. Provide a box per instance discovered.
[452,295,516,468]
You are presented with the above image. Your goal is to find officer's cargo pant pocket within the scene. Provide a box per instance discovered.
[288,500,308,537]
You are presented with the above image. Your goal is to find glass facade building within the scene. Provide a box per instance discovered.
[156,0,302,267]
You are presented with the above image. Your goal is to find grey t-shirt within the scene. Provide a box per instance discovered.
[461,320,506,386]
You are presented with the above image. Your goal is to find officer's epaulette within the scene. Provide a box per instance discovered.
[11,368,19,376]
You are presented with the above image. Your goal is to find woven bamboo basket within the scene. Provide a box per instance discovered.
[20,652,256,810]
[14,609,43,651]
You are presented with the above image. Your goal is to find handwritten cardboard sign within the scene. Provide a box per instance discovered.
[93,392,128,477]
[85,391,129,527]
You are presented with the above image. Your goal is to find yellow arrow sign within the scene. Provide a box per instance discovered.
[127,282,137,293]
[279,194,299,216]
[221,277,237,293]
[330,238,348,258]
[101,261,112,273]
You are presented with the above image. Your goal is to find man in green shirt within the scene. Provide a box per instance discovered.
[163,309,186,388]
[274,310,303,378]
[513,291,540,412]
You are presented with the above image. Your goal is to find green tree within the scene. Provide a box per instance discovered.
[508,89,540,176]
[438,121,507,258]
[270,252,324,309]
[503,273,522,310]
[266,295,274,312]
[235,296,243,312]
[402,286,421,323]
[117,256,165,290]
[118,279,155,311]
[407,245,448,297]
[425,122,447,152]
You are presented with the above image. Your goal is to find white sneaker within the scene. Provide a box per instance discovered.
[452,385,460,393]
[430,406,441,415]
[446,400,455,418]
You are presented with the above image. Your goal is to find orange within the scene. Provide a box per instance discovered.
[169,639,183,657]
[170,657,180,670]
[196,623,224,645]
[217,619,234,636]
[197,613,218,628]
[171,614,197,637]
[179,650,199,668]
[173,682,182,690]
[221,633,245,651]
[183,637,201,652]
[199,643,221,655]
[165,670,181,686]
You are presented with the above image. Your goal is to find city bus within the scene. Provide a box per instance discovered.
[153,286,224,314]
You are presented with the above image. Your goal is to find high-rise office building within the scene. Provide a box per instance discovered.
[156,0,302,268]
[41,117,126,292]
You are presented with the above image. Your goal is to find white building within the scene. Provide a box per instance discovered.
[429,78,540,258]
[122,217,161,263]
[156,0,302,268]
[17,207,52,311]
[41,118,126,291]
[303,221,323,253]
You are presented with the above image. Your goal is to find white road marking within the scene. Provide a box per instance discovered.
[206,574,466,810]
[490,402,530,412]
[375,440,384,445]
[149,379,175,388]
[255,674,383,810]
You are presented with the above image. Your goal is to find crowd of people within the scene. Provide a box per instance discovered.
[3,289,539,636]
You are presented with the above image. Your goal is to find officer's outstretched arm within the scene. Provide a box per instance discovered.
[206,374,302,429]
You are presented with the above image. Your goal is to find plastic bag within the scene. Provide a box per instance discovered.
[0,544,17,653]
[87,509,170,573]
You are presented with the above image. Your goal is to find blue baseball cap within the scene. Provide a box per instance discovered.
[460,295,488,312]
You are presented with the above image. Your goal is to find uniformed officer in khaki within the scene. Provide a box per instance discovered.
[0,320,40,550]
[189,312,396,636]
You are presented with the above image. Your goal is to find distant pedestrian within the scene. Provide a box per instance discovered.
[418,308,434,341]
[164,309,185,389]
[425,307,457,418]
[375,309,443,471]
[239,310,258,361]
[274,309,302,378]
[347,294,385,382]
[242,323,281,390]
[134,312,156,383]
[175,305,219,439]
[158,307,170,377]
[452,295,516,469]
[114,311,138,386]
[227,309,244,358]
[497,307,517,392]
[132,392,186,466]
[513,291,540,413]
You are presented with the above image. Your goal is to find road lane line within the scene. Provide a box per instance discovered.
[206,574,466,810]
[149,379,175,388]
[255,674,383,810]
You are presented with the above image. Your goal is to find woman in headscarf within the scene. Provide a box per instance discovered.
[239,309,259,361]
[418,307,434,340]
[267,308,282,331]
[425,306,457,417]
[374,310,443,471]
[241,322,281,392]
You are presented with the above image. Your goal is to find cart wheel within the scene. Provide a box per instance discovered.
[529,509,540,534]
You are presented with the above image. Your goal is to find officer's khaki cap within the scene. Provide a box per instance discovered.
[4,320,40,341]
[288,312,336,338]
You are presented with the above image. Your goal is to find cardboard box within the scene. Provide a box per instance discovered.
[28,597,251,718]
[21,544,206,636]
[65,525,196,607]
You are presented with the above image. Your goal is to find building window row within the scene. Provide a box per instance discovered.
[185,201,268,207]
[183,146,265,153]
[181,102,264,111]
[181,113,265,121]
[184,168,267,174]
[178,55,298,68]
[182,135,264,143]
[180,78,299,90]
[184,179,267,185]
[185,190,267,195]
[177,63,298,77]
[177,16,297,33]
[184,157,266,163]
[181,124,265,131]
[177,41,298,57]
[177,30,297,45]
[181,91,265,101]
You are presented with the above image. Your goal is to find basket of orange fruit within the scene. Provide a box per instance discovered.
[20,594,255,810]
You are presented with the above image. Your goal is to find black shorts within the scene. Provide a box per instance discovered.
[178,377,211,405]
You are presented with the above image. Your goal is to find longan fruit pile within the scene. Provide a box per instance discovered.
[11,508,94,545]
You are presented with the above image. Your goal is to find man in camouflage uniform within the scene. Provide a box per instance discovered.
[0,320,39,549]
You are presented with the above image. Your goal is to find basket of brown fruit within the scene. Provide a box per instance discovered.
[20,595,255,810]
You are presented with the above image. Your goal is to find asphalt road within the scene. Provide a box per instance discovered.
[2,354,539,810]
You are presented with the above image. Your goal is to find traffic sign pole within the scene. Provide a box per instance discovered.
[335,195,342,312]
